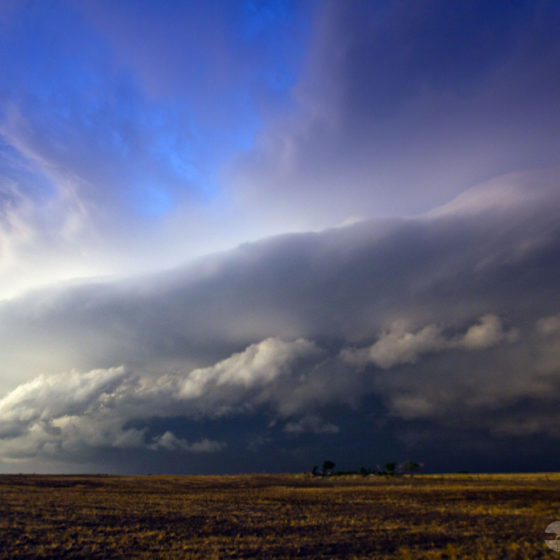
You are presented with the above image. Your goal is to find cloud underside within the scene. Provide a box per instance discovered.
[0,172,560,466]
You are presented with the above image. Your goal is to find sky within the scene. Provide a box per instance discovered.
[0,0,559,474]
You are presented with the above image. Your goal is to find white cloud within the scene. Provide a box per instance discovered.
[180,337,321,398]
[461,314,517,349]
[283,415,339,435]
[341,322,447,369]
[0,338,322,463]
[341,315,515,370]
[0,366,129,438]
[149,432,225,453]
[389,395,436,420]
[536,315,560,337]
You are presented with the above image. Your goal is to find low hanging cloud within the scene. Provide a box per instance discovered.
[283,415,340,435]
[149,433,225,453]
[536,315,560,337]
[341,314,517,369]
[0,366,129,439]
[0,311,555,465]
[0,338,325,463]
[179,337,322,400]
[377,315,560,432]
[461,314,518,349]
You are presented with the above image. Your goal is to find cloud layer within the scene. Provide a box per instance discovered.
[1,2,559,473]
[0,171,559,471]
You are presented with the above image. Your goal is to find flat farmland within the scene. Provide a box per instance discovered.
[1,473,560,559]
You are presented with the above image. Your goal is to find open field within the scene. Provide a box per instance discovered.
[1,473,560,559]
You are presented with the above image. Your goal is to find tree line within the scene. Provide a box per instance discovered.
[311,460,423,477]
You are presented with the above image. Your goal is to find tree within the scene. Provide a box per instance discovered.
[322,460,335,475]
[398,461,423,477]
[384,462,397,476]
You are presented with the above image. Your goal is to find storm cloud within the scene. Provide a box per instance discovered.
[0,170,559,471]
[1,1,560,473]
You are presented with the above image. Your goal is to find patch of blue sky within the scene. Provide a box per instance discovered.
[133,181,174,220]
[226,125,259,154]
[170,155,200,185]
[0,1,107,92]
[264,66,298,96]
[234,0,313,113]
[0,0,119,149]
[223,92,261,153]
[0,0,311,220]
[137,94,245,202]
[240,0,291,39]
[108,130,129,159]
[147,116,203,184]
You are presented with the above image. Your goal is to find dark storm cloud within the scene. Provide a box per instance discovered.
[0,170,559,471]
[233,0,560,228]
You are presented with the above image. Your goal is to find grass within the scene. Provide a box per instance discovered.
[1,473,560,558]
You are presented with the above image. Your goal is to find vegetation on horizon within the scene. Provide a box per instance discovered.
[311,459,424,477]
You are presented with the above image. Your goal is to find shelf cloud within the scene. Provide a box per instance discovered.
[0,171,559,471]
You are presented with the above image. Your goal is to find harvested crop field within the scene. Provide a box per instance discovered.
[1,473,560,559]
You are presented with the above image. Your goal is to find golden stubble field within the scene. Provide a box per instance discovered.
[1,473,560,559]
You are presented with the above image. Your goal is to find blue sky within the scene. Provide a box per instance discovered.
[0,0,313,295]
[0,0,560,473]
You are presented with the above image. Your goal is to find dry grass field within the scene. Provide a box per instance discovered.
[1,473,560,559]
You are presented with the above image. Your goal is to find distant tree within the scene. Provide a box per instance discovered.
[399,461,423,477]
[359,466,370,476]
[311,465,322,477]
[384,462,397,476]
[322,460,335,475]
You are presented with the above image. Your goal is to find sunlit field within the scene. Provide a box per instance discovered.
[1,473,560,558]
